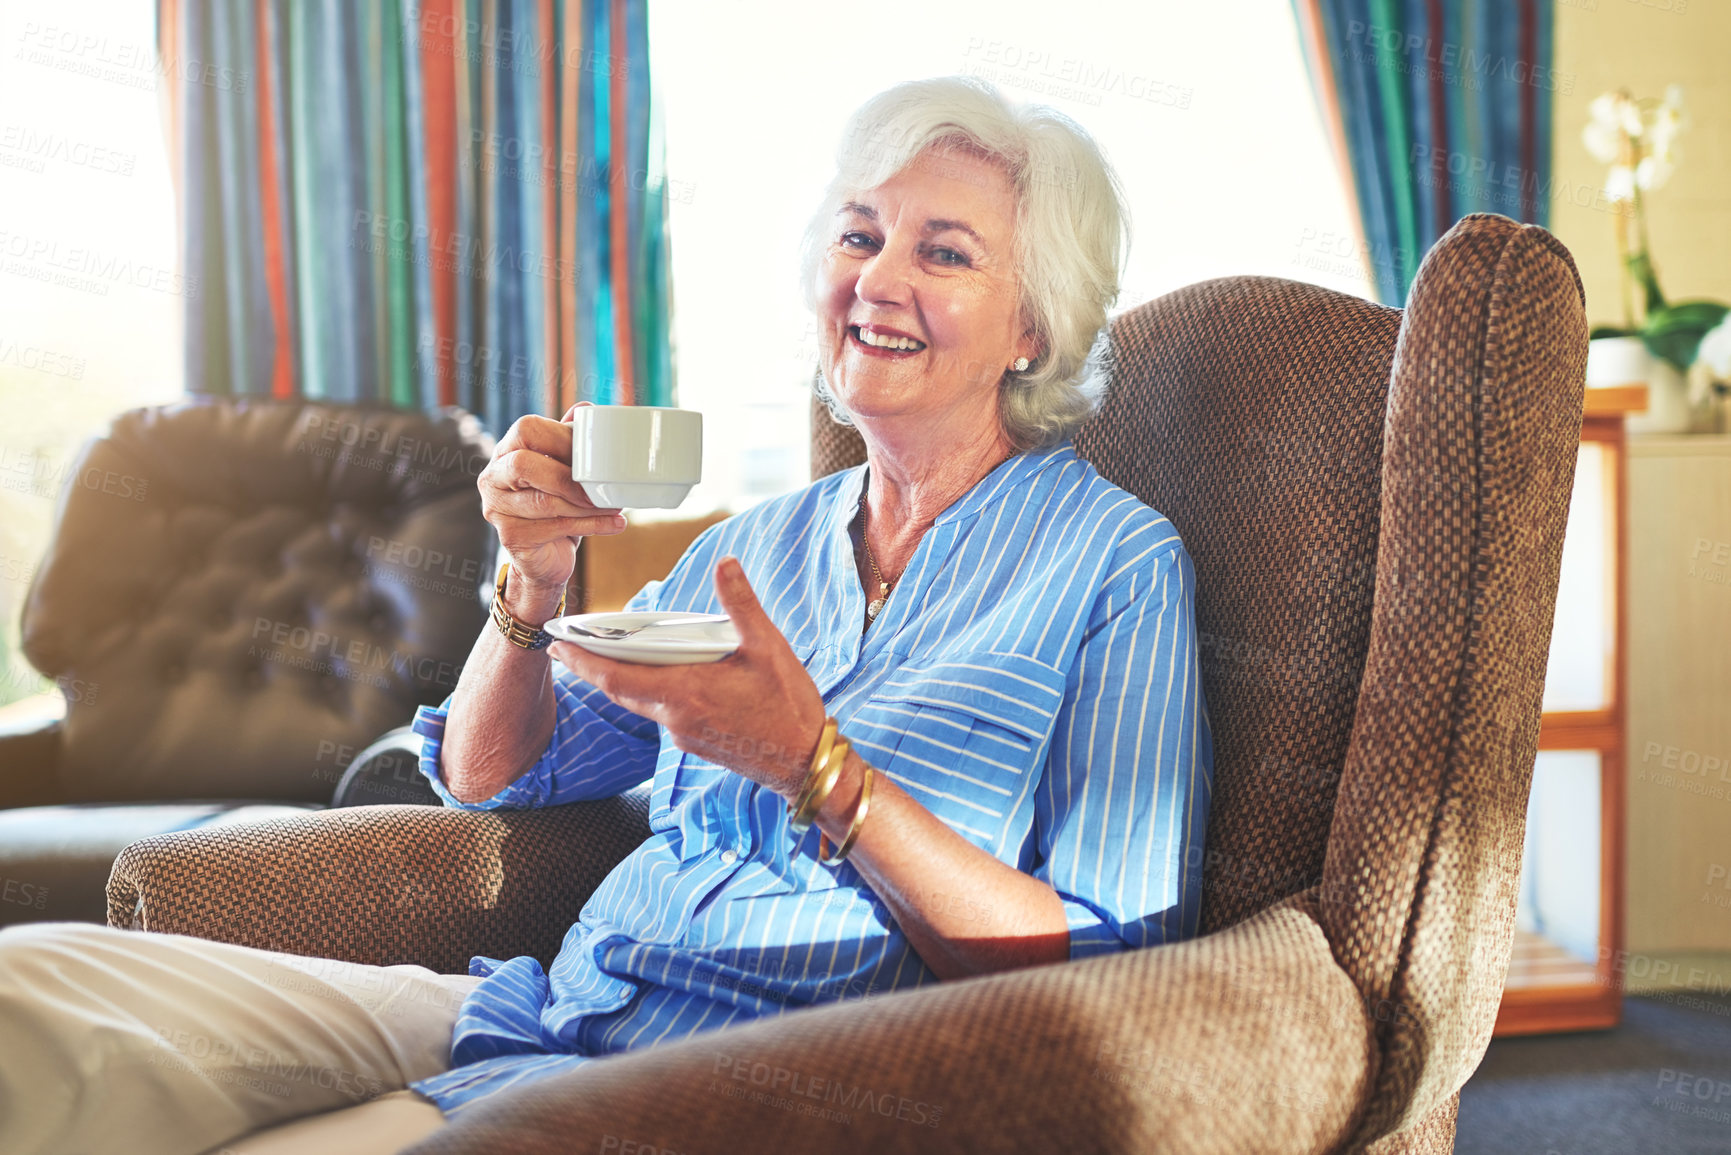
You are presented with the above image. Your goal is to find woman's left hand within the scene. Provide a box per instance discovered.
[549,556,829,798]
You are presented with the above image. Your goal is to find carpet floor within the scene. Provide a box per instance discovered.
[1457,991,1731,1154]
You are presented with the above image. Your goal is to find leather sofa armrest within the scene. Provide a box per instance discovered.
[406,896,1378,1155]
[331,725,441,808]
[107,790,652,972]
[0,715,64,809]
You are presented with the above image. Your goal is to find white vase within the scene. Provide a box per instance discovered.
[1589,336,1691,434]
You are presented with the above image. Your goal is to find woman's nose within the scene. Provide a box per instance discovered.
[854,243,914,307]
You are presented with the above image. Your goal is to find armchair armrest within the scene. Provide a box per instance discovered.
[0,712,64,809]
[330,725,441,808]
[407,895,1378,1155]
[106,789,651,973]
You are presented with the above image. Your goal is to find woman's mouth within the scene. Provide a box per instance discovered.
[849,325,927,357]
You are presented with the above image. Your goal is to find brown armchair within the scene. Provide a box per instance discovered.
[105,213,1588,1153]
[0,398,492,927]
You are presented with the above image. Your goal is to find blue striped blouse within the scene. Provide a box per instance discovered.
[406,439,1213,1114]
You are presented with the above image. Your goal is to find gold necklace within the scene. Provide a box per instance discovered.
[858,491,895,624]
[857,450,1017,627]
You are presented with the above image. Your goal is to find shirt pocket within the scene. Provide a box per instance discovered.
[846,652,1068,849]
[647,641,824,845]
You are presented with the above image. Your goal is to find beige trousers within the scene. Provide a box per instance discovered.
[0,922,484,1155]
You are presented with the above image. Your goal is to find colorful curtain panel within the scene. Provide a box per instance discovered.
[1290,0,1556,305]
[157,0,674,433]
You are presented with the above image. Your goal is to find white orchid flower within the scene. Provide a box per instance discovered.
[1585,92,1634,155]
[1688,361,1714,406]
[1588,92,1623,130]
[1697,316,1731,381]
[1650,97,1687,161]
[1662,84,1687,120]
[1583,118,1622,164]
[1648,120,1679,163]
[1635,155,1674,191]
[1583,83,1702,335]
[1603,164,1636,202]
[1618,96,1645,137]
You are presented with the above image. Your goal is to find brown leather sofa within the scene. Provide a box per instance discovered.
[0,398,493,927]
[104,214,1588,1153]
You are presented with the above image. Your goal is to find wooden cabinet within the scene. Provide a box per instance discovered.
[1623,435,1731,963]
[1495,386,1645,1036]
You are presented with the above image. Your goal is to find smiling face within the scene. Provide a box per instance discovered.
[814,147,1038,449]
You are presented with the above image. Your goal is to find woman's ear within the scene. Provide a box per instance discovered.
[1015,325,1044,370]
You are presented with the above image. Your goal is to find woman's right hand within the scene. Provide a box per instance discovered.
[478,404,628,612]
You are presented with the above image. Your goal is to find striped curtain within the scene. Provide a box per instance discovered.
[1289,0,1555,305]
[158,0,674,433]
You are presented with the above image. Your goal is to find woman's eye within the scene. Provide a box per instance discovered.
[840,231,878,251]
[927,246,969,267]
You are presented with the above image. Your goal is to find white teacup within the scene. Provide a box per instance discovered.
[570,405,703,509]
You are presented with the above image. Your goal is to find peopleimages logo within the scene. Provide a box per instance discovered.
[350,211,576,283]
[709,1053,944,1128]
[406,10,632,80]
[248,617,462,691]
[2,876,48,911]
[297,414,488,478]
[960,38,1193,109]
[0,229,195,298]
[0,125,136,175]
[1344,21,1574,94]
[148,1029,381,1101]
[0,446,149,504]
[0,337,87,379]
[14,20,251,94]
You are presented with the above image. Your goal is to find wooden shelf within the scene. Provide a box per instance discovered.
[1495,982,1623,1037]
[1583,384,1648,418]
[1498,930,1619,1038]
[1494,406,1629,1037]
[1505,929,1598,989]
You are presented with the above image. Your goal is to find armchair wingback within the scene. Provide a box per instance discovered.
[108,214,1588,1153]
[811,212,1588,1146]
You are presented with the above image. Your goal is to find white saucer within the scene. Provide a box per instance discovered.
[545,612,741,665]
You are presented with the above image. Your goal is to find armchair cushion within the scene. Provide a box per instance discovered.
[107,793,652,973]
[404,895,1374,1155]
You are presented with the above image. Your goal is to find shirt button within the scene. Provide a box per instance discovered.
[720,848,738,864]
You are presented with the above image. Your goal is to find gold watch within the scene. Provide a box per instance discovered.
[491,561,566,650]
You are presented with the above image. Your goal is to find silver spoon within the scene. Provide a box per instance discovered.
[563,614,733,640]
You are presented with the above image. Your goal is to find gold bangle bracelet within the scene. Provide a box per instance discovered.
[820,762,873,866]
[491,561,567,650]
[789,736,849,834]
[787,718,838,826]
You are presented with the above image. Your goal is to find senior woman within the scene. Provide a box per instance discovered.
[412,72,1214,1110]
[0,76,1210,1155]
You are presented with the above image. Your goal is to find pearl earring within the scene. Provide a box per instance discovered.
[1012,357,1030,372]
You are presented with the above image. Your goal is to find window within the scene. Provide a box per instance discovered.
[649,0,1369,516]
[0,0,181,707]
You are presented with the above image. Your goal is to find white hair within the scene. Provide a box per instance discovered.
[800,75,1129,450]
